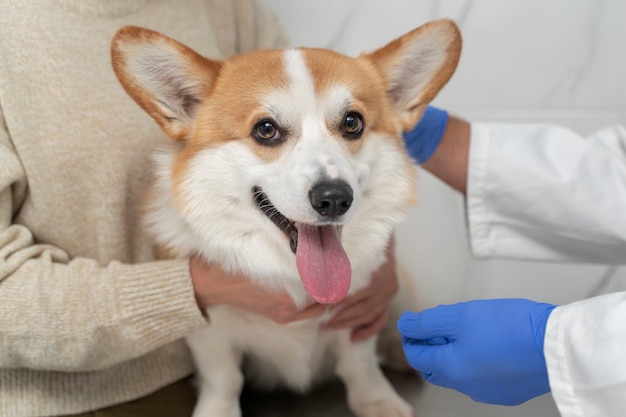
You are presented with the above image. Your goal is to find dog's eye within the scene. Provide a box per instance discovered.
[253,120,282,145]
[342,112,364,139]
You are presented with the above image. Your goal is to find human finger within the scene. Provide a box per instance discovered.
[397,306,457,340]
[290,301,328,321]
[401,336,444,377]
[329,278,383,317]
[325,299,385,329]
[327,277,393,328]
[350,310,388,342]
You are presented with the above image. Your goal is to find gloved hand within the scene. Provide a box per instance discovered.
[397,299,556,406]
[402,105,448,163]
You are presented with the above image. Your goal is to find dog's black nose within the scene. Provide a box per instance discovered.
[308,180,353,218]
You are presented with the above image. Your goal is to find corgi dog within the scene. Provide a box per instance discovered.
[111,19,461,417]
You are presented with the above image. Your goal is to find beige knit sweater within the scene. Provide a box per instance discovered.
[0,0,289,415]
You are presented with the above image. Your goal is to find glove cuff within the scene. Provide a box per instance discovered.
[532,303,557,357]
[402,106,449,164]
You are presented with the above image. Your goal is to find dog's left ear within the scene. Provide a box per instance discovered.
[111,26,221,140]
[364,19,462,131]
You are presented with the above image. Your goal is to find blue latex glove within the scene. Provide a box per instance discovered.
[402,105,448,164]
[398,299,556,406]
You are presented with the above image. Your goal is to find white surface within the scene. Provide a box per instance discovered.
[410,383,560,417]
[242,370,561,417]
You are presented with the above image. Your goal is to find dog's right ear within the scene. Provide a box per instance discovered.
[111,26,221,141]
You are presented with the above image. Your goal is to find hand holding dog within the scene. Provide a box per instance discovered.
[190,252,398,339]
[190,257,328,323]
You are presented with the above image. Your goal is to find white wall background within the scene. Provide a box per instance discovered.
[261,0,626,309]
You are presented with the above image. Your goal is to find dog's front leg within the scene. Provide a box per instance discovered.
[186,327,244,417]
[333,331,415,417]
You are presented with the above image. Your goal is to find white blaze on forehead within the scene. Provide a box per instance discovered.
[283,49,322,144]
[278,50,352,180]
[283,49,317,107]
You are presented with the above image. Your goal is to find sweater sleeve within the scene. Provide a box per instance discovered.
[467,122,626,264]
[0,109,207,372]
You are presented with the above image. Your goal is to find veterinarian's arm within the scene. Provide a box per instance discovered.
[399,291,626,414]
[404,106,470,194]
[420,115,470,194]
[464,122,626,263]
[406,108,626,263]
[0,110,207,371]
[403,111,626,413]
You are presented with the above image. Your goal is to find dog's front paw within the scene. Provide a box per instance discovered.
[351,395,416,417]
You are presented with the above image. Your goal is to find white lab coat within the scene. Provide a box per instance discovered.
[466,122,626,417]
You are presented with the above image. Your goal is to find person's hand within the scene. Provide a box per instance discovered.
[397,299,556,406]
[190,257,327,324]
[403,105,449,164]
[322,242,399,342]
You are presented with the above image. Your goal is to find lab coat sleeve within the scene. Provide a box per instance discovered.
[467,122,626,264]
[544,291,626,417]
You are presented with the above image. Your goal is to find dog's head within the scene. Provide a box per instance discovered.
[111,21,461,304]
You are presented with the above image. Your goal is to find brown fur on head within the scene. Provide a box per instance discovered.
[111,20,461,143]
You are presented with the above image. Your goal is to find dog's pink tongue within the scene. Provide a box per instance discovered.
[295,224,351,304]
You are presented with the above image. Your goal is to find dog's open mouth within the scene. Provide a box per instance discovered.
[253,186,299,254]
[252,186,351,304]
